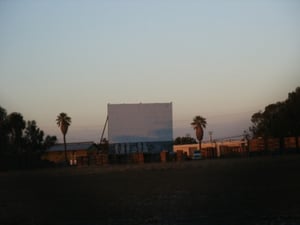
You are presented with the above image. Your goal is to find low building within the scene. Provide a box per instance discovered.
[42,142,97,164]
[173,140,247,159]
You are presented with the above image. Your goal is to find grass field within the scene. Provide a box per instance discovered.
[1,155,300,225]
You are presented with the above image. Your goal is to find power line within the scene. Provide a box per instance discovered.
[213,134,245,142]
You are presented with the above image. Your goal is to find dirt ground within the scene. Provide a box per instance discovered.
[1,155,300,225]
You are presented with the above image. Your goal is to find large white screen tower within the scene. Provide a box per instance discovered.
[107,103,173,153]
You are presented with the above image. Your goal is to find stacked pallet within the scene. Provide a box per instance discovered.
[138,153,144,163]
[204,147,217,159]
[132,153,144,164]
[76,156,89,167]
[284,137,297,149]
[267,138,280,151]
[219,145,229,157]
[176,150,184,161]
[160,151,167,162]
[94,154,109,165]
[249,138,265,151]
[219,146,243,158]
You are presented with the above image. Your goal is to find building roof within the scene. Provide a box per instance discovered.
[46,142,96,152]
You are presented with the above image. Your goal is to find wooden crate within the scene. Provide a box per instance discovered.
[284,137,297,149]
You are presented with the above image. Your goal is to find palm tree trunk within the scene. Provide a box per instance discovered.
[63,134,68,164]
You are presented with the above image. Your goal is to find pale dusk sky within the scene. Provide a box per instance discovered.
[1,0,299,143]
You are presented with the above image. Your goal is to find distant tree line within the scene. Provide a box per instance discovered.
[250,87,300,138]
[174,135,197,145]
[0,106,57,169]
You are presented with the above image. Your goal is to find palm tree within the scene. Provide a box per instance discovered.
[56,113,71,164]
[0,106,7,153]
[0,106,7,122]
[191,116,207,150]
[7,112,26,153]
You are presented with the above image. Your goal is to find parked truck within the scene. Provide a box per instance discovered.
[192,150,202,160]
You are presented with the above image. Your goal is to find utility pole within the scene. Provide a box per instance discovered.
[100,116,108,144]
[209,131,213,143]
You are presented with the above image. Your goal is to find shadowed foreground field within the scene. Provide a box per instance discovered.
[1,155,300,225]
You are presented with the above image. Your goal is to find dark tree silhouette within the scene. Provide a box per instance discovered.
[44,135,57,149]
[250,87,300,138]
[174,136,197,145]
[0,106,57,169]
[24,120,44,153]
[7,112,26,154]
[0,106,7,122]
[0,106,8,154]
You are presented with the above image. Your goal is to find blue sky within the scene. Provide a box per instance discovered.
[1,0,299,142]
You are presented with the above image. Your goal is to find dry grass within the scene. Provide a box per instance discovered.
[1,155,300,225]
